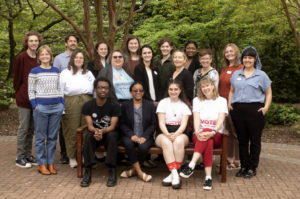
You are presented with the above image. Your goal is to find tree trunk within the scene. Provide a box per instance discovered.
[94,0,104,42]
[83,0,95,60]
[281,0,300,48]
[6,20,15,80]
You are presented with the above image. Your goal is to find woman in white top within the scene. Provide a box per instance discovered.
[179,76,228,190]
[60,50,95,168]
[156,80,192,189]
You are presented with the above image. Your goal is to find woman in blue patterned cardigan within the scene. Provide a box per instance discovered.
[28,45,65,175]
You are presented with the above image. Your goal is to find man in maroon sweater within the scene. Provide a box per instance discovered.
[13,31,42,168]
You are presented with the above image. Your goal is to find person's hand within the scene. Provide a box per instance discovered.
[199,131,214,142]
[131,135,139,143]
[94,128,103,141]
[166,133,173,141]
[139,137,146,144]
[228,104,233,111]
[196,131,202,141]
[258,107,268,115]
[35,106,37,111]
[169,133,178,142]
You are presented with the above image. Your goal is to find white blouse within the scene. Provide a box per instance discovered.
[60,68,95,97]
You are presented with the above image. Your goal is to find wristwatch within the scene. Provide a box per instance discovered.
[212,130,217,136]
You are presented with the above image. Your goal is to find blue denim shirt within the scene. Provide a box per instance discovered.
[230,68,272,103]
[133,103,143,138]
[53,51,70,73]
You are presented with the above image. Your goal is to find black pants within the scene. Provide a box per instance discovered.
[122,136,153,165]
[83,131,119,168]
[59,123,66,154]
[230,103,266,170]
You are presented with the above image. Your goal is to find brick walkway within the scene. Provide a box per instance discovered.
[1,136,300,199]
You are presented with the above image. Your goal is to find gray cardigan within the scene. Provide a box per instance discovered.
[97,65,131,101]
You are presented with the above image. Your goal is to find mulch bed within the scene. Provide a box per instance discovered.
[1,107,300,145]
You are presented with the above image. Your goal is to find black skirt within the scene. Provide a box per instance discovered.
[155,125,188,139]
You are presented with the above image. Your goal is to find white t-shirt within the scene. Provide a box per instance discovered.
[192,96,228,133]
[156,97,192,125]
[146,70,156,101]
[60,68,95,97]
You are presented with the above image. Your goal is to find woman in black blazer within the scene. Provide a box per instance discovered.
[134,45,161,103]
[119,82,157,182]
[184,41,201,75]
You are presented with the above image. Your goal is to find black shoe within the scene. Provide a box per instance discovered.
[195,162,204,170]
[60,153,69,164]
[80,167,92,187]
[179,166,194,178]
[107,167,117,187]
[203,179,212,190]
[236,168,248,177]
[244,169,256,179]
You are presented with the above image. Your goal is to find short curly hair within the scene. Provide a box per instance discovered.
[22,31,43,50]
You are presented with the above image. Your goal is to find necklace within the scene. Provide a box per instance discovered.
[170,102,178,117]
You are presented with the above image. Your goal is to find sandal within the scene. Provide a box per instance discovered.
[226,163,237,170]
[146,160,158,168]
[139,173,152,182]
[120,169,136,178]
[234,162,241,169]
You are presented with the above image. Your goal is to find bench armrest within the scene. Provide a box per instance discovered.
[76,125,88,134]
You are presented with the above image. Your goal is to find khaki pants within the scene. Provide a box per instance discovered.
[225,113,240,164]
[62,94,93,158]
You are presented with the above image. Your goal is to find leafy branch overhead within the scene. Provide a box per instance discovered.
[42,0,151,60]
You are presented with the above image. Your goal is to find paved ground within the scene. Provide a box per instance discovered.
[0,136,300,199]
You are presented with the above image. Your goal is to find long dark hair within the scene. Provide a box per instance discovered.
[93,41,110,71]
[164,80,191,110]
[139,44,156,70]
[68,50,88,75]
[123,35,140,76]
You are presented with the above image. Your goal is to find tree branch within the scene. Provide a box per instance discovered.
[38,18,64,33]
[42,0,89,51]
[281,0,300,48]
[83,0,94,59]
[115,0,124,21]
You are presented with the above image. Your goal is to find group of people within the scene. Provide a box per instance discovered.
[13,31,272,191]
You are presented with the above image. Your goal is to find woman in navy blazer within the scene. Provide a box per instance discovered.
[119,82,157,182]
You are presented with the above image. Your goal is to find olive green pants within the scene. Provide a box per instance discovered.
[62,94,93,158]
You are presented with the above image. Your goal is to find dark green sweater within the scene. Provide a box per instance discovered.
[156,56,175,90]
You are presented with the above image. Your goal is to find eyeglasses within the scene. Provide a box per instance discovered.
[132,90,144,93]
[113,56,123,59]
[200,58,211,61]
[97,86,109,90]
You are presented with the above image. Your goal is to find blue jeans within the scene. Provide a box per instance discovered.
[33,103,64,165]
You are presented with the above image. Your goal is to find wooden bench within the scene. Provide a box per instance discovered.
[76,125,229,183]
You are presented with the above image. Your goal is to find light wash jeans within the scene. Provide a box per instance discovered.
[33,103,64,165]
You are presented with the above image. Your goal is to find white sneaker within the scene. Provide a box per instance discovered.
[171,170,181,189]
[162,173,172,186]
[69,157,78,168]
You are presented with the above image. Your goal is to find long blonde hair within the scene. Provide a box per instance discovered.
[222,43,240,70]
[197,76,219,101]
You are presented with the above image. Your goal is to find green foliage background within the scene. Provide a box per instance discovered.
[0,0,300,105]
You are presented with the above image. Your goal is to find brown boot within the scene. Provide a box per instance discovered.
[47,165,57,175]
[38,165,50,175]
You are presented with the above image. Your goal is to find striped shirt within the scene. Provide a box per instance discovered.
[28,66,65,109]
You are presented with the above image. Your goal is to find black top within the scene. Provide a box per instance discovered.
[134,64,161,102]
[187,56,201,75]
[87,60,99,78]
[81,98,122,129]
[119,99,157,140]
[165,68,194,102]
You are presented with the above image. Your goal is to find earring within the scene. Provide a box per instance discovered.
[50,58,52,62]
[38,59,41,62]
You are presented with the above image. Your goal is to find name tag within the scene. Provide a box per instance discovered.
[227,71,232,74]
[237,78,241,81]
